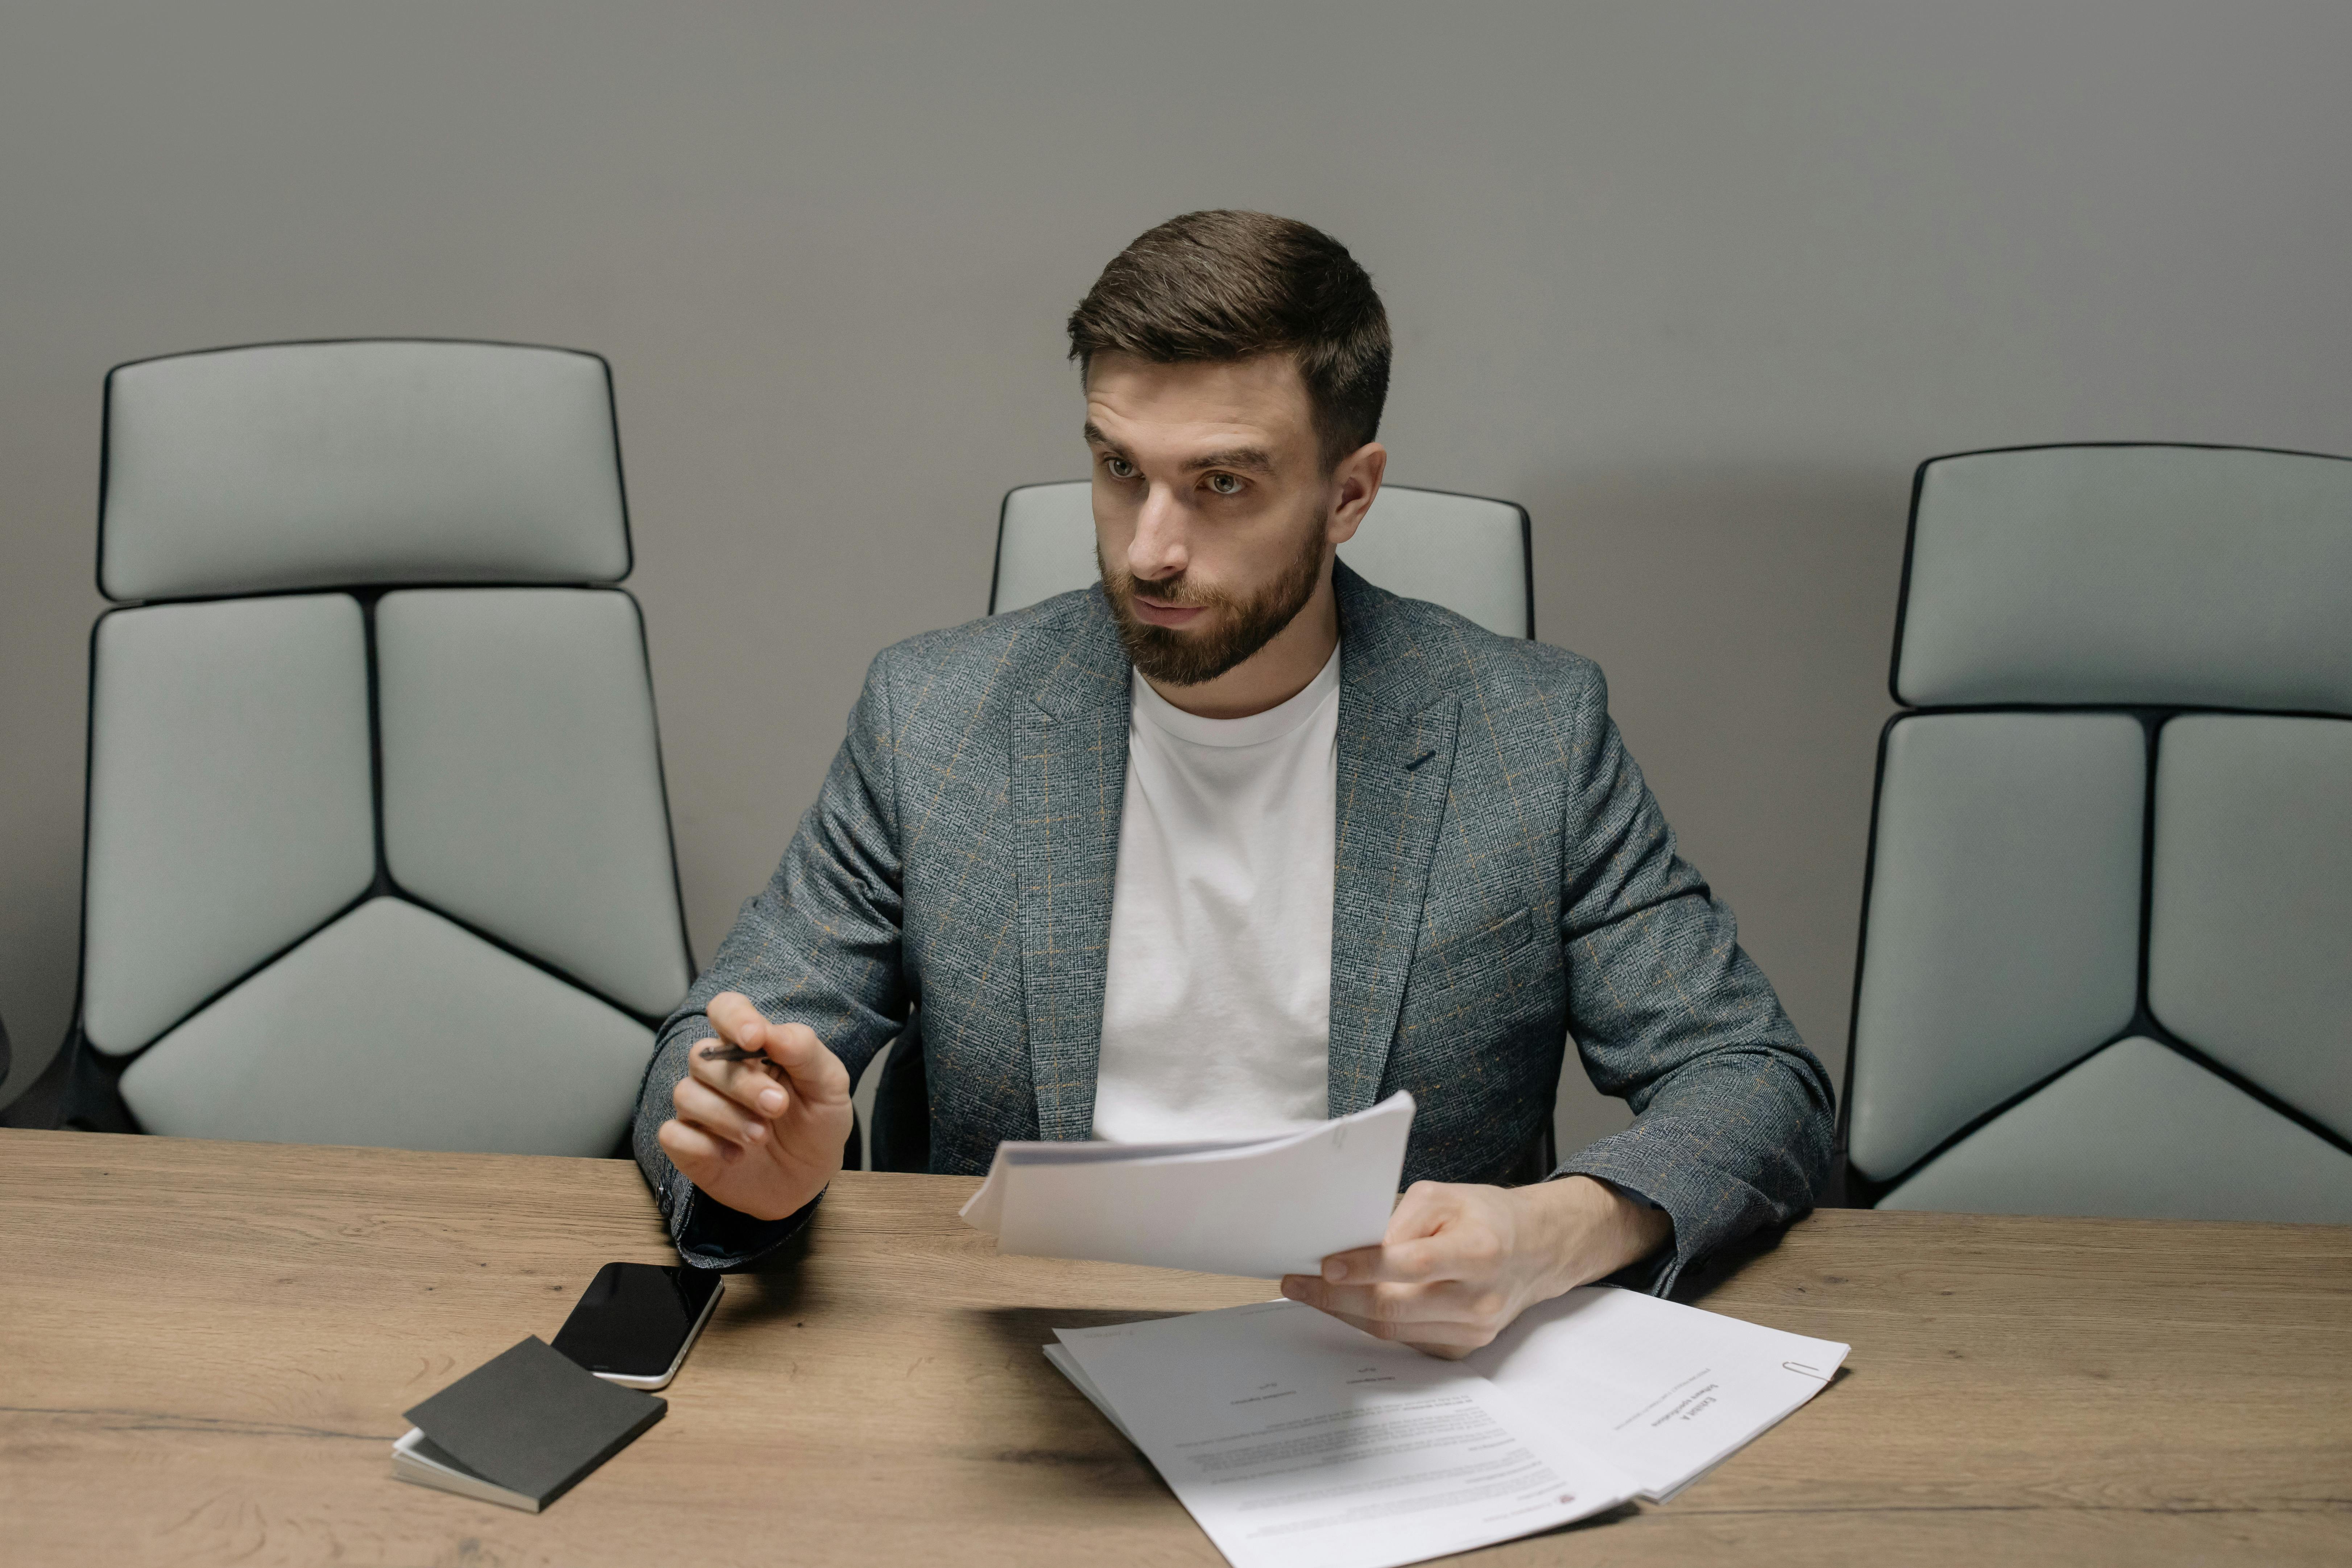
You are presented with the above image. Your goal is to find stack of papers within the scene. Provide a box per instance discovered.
[1465,1282,1847,1502]
[962,1092,1414,1278]
[1047,1290,1847,1568]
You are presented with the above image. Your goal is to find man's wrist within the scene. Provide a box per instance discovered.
[1517,1174,1671,1296]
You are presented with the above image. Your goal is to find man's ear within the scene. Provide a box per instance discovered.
[1325,442,1388,547]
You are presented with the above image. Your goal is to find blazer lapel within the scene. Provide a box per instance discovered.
[1013,588,1132,1140]
[1327,566,1460,1117]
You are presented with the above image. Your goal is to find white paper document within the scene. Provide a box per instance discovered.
[1466,1286,1849,1501]
[1055,1300,1637,1568]
[961,1092,1414,1278]
[1045,1287,1849,1568]
[1042,1343,1133,1440]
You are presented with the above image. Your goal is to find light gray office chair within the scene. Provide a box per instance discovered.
[863,479,1537,1172]
[986,480,1535,635]
[59,339,693,1155]
[1838,443,2352,1221]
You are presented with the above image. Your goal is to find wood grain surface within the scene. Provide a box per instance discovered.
[1,1128,2347,1566]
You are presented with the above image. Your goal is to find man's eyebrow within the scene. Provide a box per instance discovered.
[1189,447,1277,476]
[1078,426,1277,477]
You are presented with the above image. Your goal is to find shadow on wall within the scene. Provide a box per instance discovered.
[0,739,87,1116]
[1523,464,1909,1158]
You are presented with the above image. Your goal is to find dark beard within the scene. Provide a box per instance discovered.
[1099,520,1327,687]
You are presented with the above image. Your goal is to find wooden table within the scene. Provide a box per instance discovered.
[1,1129,2346,1566]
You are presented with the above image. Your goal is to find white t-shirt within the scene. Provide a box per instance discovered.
[1090,647,1341,1143]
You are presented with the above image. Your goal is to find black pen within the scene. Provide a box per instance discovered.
[697,1042,770,1064]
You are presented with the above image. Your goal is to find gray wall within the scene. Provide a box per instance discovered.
[4,4,2348,1147]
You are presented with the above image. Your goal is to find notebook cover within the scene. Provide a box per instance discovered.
[404,1336,666,1506]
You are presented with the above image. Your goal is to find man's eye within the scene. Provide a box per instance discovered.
[1105,457,1138,480]
[1206,472,1244,496]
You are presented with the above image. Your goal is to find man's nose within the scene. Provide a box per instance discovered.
[1127,485,1190,584]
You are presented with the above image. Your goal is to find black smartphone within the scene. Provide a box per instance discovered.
[550,1262,725,1390]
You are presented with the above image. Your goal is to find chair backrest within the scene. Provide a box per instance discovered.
[75,340,691,1155]
[989,481,1534,637]
[1842,444,2352,1221]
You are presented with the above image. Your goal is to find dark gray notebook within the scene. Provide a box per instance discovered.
[403,1335,666,1508]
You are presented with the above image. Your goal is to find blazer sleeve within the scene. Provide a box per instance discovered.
[1544,665,1837,1296]
[632,649,912,1268]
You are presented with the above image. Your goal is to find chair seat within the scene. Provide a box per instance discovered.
[1878,1037,2352,1224]
[118,896,652,1155]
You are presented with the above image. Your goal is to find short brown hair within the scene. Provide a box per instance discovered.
[1067,211,1391,469]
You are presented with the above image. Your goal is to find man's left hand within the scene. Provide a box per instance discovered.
[1281,1175,1673,1357]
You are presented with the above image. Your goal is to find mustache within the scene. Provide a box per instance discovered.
[1110,570,1232,612]
[1096,527,1325,687]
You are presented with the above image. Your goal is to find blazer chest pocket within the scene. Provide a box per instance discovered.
[1406,905,1542,1001]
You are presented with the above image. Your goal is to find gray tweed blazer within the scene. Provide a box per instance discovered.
[633,564,1835,1290]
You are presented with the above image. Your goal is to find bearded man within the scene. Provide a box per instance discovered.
[635,210,1834,1352]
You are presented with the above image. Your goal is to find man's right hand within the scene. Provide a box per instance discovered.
[654,992,853,1222]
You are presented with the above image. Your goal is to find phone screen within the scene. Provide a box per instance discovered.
[550,1262,723,1379]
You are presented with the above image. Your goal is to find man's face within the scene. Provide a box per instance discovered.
[1083,352,1351,686]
